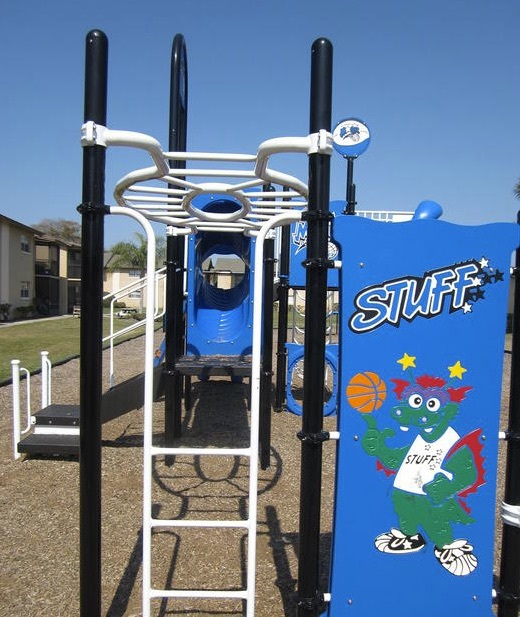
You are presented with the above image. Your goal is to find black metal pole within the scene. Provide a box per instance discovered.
[497,212,520,617]
[296,38,333,617]
[260,232,275,469]
[79,29,107,617]
[164,230,182,443]
[274,216,291,412]
[164,34,188,446]
[345,157,356,214]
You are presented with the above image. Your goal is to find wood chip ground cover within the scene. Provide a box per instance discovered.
[0,335,509,616]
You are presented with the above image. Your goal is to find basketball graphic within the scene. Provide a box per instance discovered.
[346,371,386,413]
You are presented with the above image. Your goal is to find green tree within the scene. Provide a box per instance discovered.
[108,232,166,311]
[33,218,81,244]
[515,180,520,200]
[108,232,166,275]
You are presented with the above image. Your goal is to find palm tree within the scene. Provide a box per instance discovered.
[108,232,166,275]
[108,232,166,309]
[515,180,520,200]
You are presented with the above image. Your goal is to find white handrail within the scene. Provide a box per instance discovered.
[41,351,51,408]
[103,266,166,387]
[11,360,32,460]
[108,206,156,617]
[103,265,166,303]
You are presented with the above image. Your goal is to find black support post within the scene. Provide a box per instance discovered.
[260,231,275,469]
[79,29,108,617]
[497,213,520,617]
[164,231,183,443]
[296,38,333,616]
[274,219,291,412]
[345,157,356,215]
[164,34,188,448]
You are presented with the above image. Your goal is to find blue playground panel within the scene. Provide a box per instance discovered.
[185,195,255,357]
[135,187,516,613]
[327,214,519,617]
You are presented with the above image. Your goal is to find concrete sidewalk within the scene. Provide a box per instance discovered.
[0,315,75,328]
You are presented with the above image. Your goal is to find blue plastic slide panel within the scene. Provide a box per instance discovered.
[326,214,519,617]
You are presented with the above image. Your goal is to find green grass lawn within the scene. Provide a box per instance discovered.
[0,314,156,383]
[1,313,511,384]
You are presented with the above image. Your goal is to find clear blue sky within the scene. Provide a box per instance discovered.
[2,0,519,248]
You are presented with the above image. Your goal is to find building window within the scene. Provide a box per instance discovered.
[21,281,30,299]
[128,269,141,278]
[67,249,81,279]
[20,235,30,253]
[128,290,141,299]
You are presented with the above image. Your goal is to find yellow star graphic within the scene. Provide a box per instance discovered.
[397,353,416,371]
[448,360,467,380]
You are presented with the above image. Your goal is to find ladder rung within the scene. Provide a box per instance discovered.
[150,446,251,457]
[150,588,248,600]
[151,518,250,529]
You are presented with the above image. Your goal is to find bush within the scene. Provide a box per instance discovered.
[14,305,36,320]
[102,299,127,309]
[0,303,11,321]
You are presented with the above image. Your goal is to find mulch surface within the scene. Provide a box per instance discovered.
[0,336,511,616]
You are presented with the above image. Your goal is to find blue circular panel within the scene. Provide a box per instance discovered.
[332,117,370,158]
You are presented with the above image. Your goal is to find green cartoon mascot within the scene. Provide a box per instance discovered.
[350,353,485,576]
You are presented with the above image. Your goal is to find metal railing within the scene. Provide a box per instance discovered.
[103,266,166,387]
[11,351,52,460]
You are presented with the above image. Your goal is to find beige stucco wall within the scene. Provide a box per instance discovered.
[0,218,34,314]
[103,269,165,311]
[59,246,68,314]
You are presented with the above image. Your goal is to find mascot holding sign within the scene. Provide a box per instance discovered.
[347,353,486,577]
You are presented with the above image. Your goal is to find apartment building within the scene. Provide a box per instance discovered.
[35,235,81,315]
[0,214,37,319]
[0,213,82,319]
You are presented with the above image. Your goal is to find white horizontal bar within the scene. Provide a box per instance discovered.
[166,168,257,178]
[150,446,251,457]
[150,588,248,600]
[33,426,79,435]
[150,518,250,529]
[124,195,184,204]
[164,151,256,162]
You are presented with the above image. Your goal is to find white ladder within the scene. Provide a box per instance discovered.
[142,441,259,615]
[140,213,300,617]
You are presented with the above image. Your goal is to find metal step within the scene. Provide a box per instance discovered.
[32,404,80,426]
[17,433,79,456]
[175,355,252,377]
[18,405,80,456]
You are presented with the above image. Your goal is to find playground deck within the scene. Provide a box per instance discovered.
[0,334,509,616]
